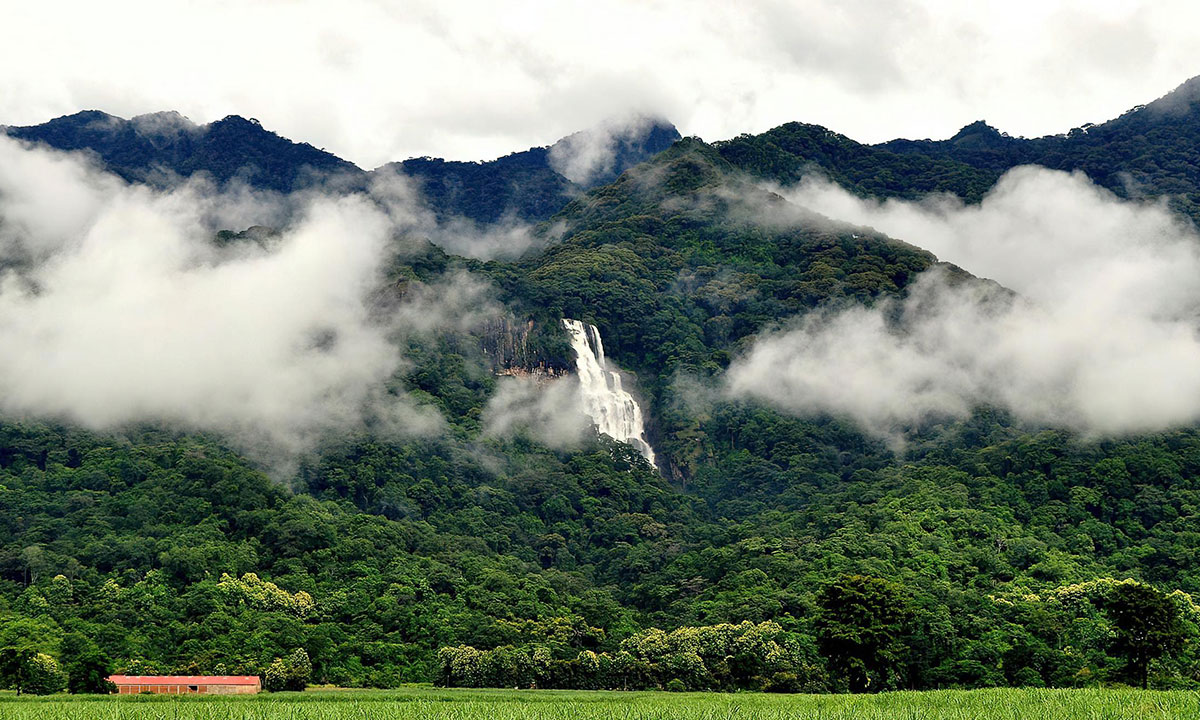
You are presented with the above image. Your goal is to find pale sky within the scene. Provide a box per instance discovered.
[2,0,1198,168]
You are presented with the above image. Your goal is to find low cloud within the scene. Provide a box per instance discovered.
[482,374,592,450]
[726,166,1200,438]
[368,170,546,260]
[430,216,547,261]
[387,269,503,336]
[548,115,669,187]
[0,137,512,462]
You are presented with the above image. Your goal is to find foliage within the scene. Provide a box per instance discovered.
[6,112,360,193]
[7,82,1200,696]
[438,621,820,691]
[59,632,114,695]
[0,648,66,695]
[717,79,1200,224]
[816,575,913,692]
[1103,583,1188,689]
[264,649,312,692]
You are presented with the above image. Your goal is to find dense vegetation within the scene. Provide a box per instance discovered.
[718,76,1200,221]
[5,79,1200,695]
[4,111,361,193]
[5,112,679,224]
[390,120,680,225]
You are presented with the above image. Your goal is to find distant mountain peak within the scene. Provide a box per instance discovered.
[43,109,124,130]
[131,109,193,125]
[61,109,119,121]
[5,110,359,192]
[951,120,1001,138]
[949,120,1009,149]
[129,111,199,140]
[382,117,681,226]
[5,108,683,225]
[212,114,264,128]
[547,116,681,187]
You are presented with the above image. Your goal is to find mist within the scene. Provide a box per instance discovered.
[726,166,1200,438]
[0,136,497,461]
[548,116,664,187]
[368,170,546,260]
[481,374,592,449]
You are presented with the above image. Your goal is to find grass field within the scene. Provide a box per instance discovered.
[0,687,1197,720]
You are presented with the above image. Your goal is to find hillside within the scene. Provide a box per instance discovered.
[718,75,1200,221]
[375,119,681,224]
[3,111,362,192]
[4,81,1200,694]
[4,112,680,226]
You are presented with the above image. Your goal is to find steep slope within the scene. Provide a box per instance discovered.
[510,138,939,374]
[384,147,575,225]
[716,122,1000,202]
[7,133,1200,689]
[481,137,944,486]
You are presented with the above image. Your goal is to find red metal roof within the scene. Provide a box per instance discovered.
[108,675,260,685]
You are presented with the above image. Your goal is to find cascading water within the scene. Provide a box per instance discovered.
[562,319,657,467]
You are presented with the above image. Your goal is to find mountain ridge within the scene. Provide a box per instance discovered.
[4,111,682,226]
[10,74,1200,223]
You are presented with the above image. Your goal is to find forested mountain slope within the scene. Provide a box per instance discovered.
[374,119,680,225]
[4,112,680,226]
[3,111,361,192]
[4,81,1200,694]
[718,75,1200,221]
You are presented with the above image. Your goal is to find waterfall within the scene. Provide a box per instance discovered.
[562,319,657,467]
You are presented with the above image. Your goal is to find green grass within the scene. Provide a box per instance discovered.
[0,687,1197,719]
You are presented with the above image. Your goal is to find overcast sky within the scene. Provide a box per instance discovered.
[3,0,1199,168]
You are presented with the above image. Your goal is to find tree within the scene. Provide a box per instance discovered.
[815,575,913,692]
[0,648,30,694]
[25,653,66,695]
[1104,583,1186,689]
[0,648,66,695]
[263,648,312,692]
[60,632,115,694]
[285,648,313,690]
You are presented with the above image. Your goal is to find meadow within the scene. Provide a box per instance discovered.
[0,687,1197,720]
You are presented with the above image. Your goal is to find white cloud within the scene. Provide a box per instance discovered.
[2,1,1198,166]
[368,170,547,260]
[548,116,661,186]
[0,137,480,460]
[482,375,592,449]
[727,166,1200,438]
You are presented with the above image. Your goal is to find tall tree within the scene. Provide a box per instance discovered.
[60,632,115,694]
[1104,583,1186,689]
[815,575,914,692]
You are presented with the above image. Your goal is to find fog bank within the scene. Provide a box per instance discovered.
[727,167,1200,438]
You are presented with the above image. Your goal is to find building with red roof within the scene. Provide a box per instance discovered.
[108,675,261,695]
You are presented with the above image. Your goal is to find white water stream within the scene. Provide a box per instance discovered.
[562,319,657,467]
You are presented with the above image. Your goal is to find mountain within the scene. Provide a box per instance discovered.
[5,112,681,227]
[5,82,1200,693]
[4,111,363,193]
[718,75,1200,221]
[375,118,681,225]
